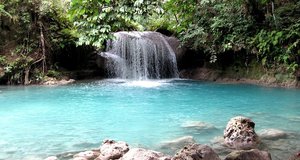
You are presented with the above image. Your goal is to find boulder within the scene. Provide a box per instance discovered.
[224,149,271,160]
[224,116,260,149]
[74,150,100,160]
[97,139,129,160]
[258,128,288,140]
[172,143,221,160]
[120,148,171,160]
[289,151,300,160]
[160,136,196,151]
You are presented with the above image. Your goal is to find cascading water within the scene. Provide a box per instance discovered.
[100,31,179,80]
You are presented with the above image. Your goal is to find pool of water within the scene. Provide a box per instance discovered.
[0,79,299,159]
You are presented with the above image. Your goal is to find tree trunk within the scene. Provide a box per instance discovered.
[24,67,30,85]
[40,22,46,74]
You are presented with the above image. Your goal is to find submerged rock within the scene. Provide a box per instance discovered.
[210,136,234,158]
[97,139,129,160]
[172,143,221,160]
[224,149,271,160]
[181,121,216,130]
[224,116,260,149]
[120,148,171,160]
[74,150,100,160]
[44,156,58,160]
[258,129,288,140]
[160,136,196,151]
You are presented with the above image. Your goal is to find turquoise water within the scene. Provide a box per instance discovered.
[0,79,300,160]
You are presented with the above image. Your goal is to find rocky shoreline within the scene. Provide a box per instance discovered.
[180,68,300,89]
[44,116,300,160]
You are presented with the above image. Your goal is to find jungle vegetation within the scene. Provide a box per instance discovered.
[0,0,299,84]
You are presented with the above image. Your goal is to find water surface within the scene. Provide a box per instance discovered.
[0,79,299,159]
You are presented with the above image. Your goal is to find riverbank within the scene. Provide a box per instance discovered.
[180,67,300,89]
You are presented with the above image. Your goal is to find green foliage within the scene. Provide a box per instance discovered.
[46,69,61,78]
[0,55,6,65]
[3,56,33,84]
[0,0,76,84]
[68,0,162,48]
[160,0,300,74]
[0,3,12,18]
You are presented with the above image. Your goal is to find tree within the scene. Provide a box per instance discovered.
[68,0,162,48]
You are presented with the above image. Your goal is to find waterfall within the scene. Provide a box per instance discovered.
[100,31,179,80]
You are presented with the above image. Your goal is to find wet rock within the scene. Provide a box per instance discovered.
[120,148,171,160]
[160,136,196,151]
[97,139,129,160]
[224,116,260,149]
[74,150,100,160]
[259,129,288,140]
[210,136,233,158]
[224,149,272,160]
[172,143,221,160]
[165,36,186,64]
[289,151,300,160]
[44,156,58,160]
[181,121,216,130]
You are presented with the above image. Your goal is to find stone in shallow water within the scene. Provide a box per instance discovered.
[120,148,171,160]
[160,136,196,151]
[97,139,129,160]
[44,156,58,160]
[224,149,271,160]
[74,150,100,160]
[172,143,221,160]
[224,116,260,149]
[181,121,216,130]
[210,136,234,158]
[258,128,288,140]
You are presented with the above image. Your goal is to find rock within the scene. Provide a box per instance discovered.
[97,139,129,160]
[44,156,58,160]
[74,150,100,160]
[160,136,196,151]
[289,151,300,160]
[165,36,186,64]
[181,121,216,130]
[224,116,260,149]
[172,143,221,160]
[120,148,171,160]
[43,77,75,85]
[258,129,288,140]
[224,149,272,160]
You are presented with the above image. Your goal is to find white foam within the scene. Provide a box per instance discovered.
[123,79,173,88]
